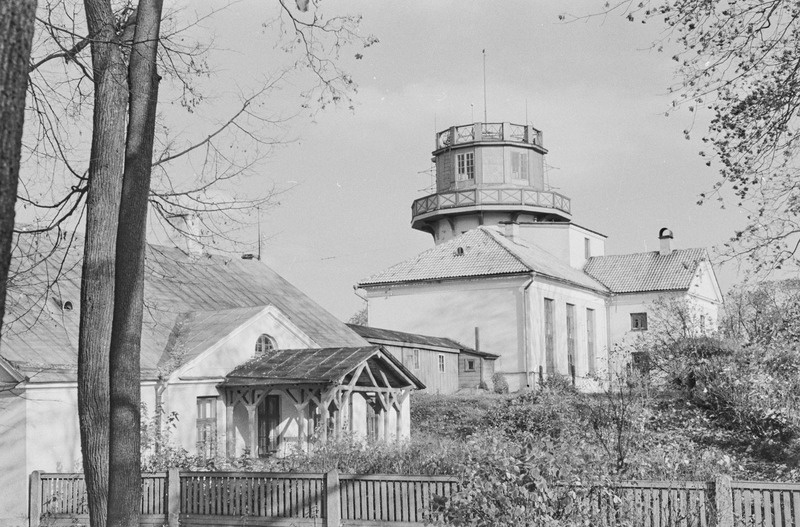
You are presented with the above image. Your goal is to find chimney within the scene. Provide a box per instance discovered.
[658,227,673,255]
[169,213,203,255]
[504,222,519,242]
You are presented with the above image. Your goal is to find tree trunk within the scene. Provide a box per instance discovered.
[107,0,163,524]
[0,0,37,342]
[79,1,129,525]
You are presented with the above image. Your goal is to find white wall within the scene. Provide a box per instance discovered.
[0,390,28,525]
[366,276,526,386]
[516,223,606,269]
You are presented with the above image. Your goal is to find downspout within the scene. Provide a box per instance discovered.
[521,274,535,389]
[605,295,614,383]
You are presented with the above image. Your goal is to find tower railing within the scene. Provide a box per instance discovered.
[412,187,571,218]
[436,122,543,149]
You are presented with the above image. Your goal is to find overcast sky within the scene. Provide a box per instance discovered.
[164,0,747,321]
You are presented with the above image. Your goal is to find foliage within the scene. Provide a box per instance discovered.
[565,1,800,271]
[346,304,368,325]
[491,372,509,394]
[140,404,195,472]
[722,279,800,345]
[411,392,503,440]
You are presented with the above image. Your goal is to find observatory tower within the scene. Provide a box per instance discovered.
[411,122,571,245]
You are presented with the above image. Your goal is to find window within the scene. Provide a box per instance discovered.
[438,354,445,373]
[631,313,648,331]
[412,348,420,369]
[196,396,218,460]
[465,359,476,372]
[586,308,596,375]
[456,152,474,180]
[584,238,591,259]
[544,298,555,374]
[566,304,576,377]
[255,334,276,356]
[511,151,529,180]
[257,395,280,456]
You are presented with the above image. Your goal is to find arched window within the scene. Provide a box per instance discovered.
[255,334,276,356]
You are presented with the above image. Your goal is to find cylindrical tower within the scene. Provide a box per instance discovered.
[411,121,571,244]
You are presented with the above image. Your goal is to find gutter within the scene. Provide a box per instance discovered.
[521,274,535,389]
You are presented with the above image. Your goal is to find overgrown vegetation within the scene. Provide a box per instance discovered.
[139,281,800,525]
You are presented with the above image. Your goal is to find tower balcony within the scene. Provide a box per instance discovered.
[434,122,545,153]
[411,187,571,230]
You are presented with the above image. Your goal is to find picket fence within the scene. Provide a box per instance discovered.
[29,470,800,527]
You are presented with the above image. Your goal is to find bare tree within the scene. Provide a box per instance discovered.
[0,0,37,341]
[11,2,375,526]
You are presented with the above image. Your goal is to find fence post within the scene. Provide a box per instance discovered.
[325,469,341,527]
[29,471,42,527]
[715,475,733,527]
[167,468,180,527]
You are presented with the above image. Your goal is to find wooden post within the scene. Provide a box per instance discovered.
[167,468,180,527]
[320,403,329,443]
[325,469,341,527]
[29,470,42,527]
[715,475,734,527]
[225,399,235,458]
[246,404,258,458]
[376,406,385,440]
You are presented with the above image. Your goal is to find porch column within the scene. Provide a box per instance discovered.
[383,401,391,441]
[376,407,385,440]
[320,403,329,443]
[246,403,258,458]
[225,396,235,458]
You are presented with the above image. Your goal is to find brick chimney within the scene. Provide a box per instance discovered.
[504,222,519,242]
[659,227,673,256]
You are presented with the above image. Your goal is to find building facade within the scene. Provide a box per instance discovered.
[358,121,723,392]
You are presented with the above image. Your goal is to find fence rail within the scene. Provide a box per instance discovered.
[29,470,800,527]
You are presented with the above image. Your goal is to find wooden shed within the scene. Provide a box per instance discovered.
[347,324,499,394]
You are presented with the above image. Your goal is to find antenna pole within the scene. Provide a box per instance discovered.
[257,206,262,261]
[525,98,529,125]
[482,49,488,122]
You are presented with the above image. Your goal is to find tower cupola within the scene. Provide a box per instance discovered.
[412,121,571,244]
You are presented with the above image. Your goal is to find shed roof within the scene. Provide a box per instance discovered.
[583,248,709,293]
[2,240,366,382]
[358,226,608,293]
[347,324,499,359]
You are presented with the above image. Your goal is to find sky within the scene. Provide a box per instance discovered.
[149,0,747,321]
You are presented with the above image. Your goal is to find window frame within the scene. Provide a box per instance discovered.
[412,348,420,370]
[630,312,648,331]
[196,396,218,460]
[437,354,446,373]
[254,333,276,356]
[566,303,577,376]
[464,358,476,372]
[456,151,475,181]
[510,150,529,181]
[544,298,556,374]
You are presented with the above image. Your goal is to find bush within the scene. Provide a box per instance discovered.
[492,373,509,394]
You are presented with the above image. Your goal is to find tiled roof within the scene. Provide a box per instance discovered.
[583,248,708,293]
[2,241,366,383]
[222,346,425,389]
[359,228,529,285]
[358,226,608,293]
[347,323,500,359]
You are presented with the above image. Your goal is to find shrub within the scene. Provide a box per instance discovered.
[492,372,509,394]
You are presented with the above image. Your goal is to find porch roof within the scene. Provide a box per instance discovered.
[220,346,425,389]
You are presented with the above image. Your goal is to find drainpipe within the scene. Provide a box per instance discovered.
[521,274,535,389]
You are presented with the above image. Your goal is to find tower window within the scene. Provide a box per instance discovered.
[511,151,528,181]
[255,334,276,355]
[456,152,475,180]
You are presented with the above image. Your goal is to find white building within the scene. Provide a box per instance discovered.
[0,242,422,525]
[357,121,723,392]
